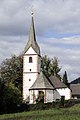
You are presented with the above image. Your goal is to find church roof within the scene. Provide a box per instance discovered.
[49,75,67,89]
[29,71,54,90]
[23,14,40,55]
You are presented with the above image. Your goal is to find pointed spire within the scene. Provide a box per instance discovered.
[23,13,40,55]
[29,12,36,43]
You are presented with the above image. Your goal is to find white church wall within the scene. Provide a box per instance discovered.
[30,90,54,104]
[53,90,61,101]
[23,47,41,101]
[29,90,39,104]
[29,88,71,104]
[46,90,54,103]
[30,90,40,104]
[57,88,71,100]
[23,55,38,73]
[29,90,34,104]
[23,73,38,100]
[23,47,41,73]
[25,47,36,54]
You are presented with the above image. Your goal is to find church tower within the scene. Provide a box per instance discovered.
[23,13,41,102]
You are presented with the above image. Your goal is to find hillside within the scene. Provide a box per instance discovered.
[70,77,80,84]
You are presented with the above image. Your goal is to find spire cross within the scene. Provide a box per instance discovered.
[31,12,34,16]
[31,5,34,16]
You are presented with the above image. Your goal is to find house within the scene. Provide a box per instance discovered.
[70,78,80,99]
[70,77,80,99]
[70,84,80,99]
[49,76,71,100]
[22,13,71,104]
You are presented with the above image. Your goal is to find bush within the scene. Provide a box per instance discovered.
[29,99,80,111]
[29,101,61,111]
[64,99,80,107]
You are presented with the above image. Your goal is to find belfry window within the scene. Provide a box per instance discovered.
[29,57,32,63]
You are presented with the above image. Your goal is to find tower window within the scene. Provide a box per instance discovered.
[29,57,32,63]
[30,69,31,71]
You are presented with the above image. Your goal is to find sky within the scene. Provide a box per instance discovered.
[0,0,80,82]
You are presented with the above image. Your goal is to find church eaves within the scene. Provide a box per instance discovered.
[23,14,40,55]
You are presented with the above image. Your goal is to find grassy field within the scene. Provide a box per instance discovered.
[0,104,80,120]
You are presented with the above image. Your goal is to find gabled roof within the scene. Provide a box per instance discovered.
[23,15,40,55]
[70,84,80,95]
[49,75,67,89]
[29,71,54,90]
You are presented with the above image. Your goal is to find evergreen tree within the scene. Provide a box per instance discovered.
[63,71,68,85]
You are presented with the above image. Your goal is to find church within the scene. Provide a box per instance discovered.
[22,13,71,104]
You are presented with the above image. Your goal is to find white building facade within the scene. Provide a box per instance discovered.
[56,88,71,100]
[22,14,71,104]
[23,14,41,102]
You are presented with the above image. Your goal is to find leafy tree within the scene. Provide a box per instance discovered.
[0,79,22,113]
[4,83,22,113]
[0,55,23,91]
[62,71,68,85]
[0,79,6,113]
[41,55,51,77]
[41,55,61,77]
[50,57,61,76]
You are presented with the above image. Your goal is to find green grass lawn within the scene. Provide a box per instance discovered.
[0,104,80,120]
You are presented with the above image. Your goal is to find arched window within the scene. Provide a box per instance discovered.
[29,57,32,63]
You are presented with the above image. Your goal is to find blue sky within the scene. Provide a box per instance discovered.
[0,0,80,82]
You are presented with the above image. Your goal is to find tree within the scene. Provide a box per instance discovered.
[0,55,23,91]
[0,80,22,113]
[0,79,6,113]
[41,55,61,77]
[4,83,22,113]
[50,57,61,76]
[41,55,51,77]
[62,71,68,85]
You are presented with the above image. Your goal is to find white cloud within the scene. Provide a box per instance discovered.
[0,0,80,82]
[0,0,80,35]
[40,36,80,82]
[44,36,80,45]
[0,35,80,82]
[0,35,28,63]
